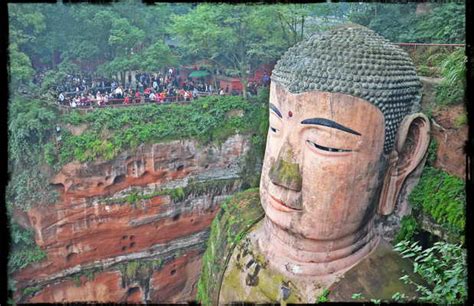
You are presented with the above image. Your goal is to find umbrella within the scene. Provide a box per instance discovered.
[189,70,210,78]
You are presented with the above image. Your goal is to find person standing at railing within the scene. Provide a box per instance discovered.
[114,85,123,99]
[159,91,166,103]
[103,92,109,105]
[135,90,141,103]
[184,90,190,102]
[71,96,78,108]
[87,93,95,107]
[58,92,65,105]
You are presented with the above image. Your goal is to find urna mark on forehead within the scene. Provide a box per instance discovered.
[269,81,386,140]
[270,24,422,153]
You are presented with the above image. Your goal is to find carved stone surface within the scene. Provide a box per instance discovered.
[271,24,422,153]
[13,135,252,303]
[200,24,431,304]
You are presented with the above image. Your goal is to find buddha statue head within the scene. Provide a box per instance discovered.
[258,24,430,277]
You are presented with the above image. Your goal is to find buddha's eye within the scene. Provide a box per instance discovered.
[306,140,352,153]
[270,126,279,133]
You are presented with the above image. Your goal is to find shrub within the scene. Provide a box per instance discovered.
[409,167,465,237]
[394,240,467,304]
[55,96,262,165]
[8,221,47,273]
[435,48,466,105]
[394,215,419,243]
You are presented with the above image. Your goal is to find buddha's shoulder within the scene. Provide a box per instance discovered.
[196,188,264,305]
[328,239,426,302]
[218,237,425,303]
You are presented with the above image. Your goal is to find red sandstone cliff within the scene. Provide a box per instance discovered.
[13,134,253,303]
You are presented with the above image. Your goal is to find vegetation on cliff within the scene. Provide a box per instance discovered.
[7,96,59,211]
[53,95,266,165]
[394,240,467,304]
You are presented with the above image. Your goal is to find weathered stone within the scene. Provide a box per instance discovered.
[13,134,253,303]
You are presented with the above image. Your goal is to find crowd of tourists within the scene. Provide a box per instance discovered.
[52,67,270,108]
[55,69,221,108]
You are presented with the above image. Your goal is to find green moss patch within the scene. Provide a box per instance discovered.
[196,188,264,305]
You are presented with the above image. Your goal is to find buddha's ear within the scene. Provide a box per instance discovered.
[378,113,431,215]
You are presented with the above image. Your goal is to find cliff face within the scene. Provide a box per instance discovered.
[13,134,253,303]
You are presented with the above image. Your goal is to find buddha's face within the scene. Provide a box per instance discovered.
[260,82,388,240]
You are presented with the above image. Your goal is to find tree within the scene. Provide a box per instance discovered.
[8,3,46,88]
[347,3,465,43]
[171,4,288,97]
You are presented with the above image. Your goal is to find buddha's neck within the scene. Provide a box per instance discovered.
[255,216,379,278]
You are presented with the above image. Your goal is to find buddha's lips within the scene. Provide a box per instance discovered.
[269,194,302,212]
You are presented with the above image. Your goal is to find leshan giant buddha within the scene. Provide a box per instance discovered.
[197,24,431,304]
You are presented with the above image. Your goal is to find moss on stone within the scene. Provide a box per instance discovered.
[269,159,302,190]
[106,178,240,207]
[196,188,264,306]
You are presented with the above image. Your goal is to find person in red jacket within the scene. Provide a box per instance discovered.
[135,91,141,103]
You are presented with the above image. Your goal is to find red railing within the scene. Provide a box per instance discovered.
[57,91,218,112]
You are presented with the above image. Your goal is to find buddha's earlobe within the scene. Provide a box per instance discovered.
[378,113,431,215]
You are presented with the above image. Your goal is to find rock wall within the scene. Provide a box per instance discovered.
[431,104,467,179]
[13,134,253,303]
[419,77,467,179]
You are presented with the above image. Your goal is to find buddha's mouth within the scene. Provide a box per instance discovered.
[269,194,302,212]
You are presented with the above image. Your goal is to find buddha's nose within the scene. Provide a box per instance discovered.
[268,145,302,191]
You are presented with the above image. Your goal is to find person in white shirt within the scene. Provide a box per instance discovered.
[114,86,123,98]
[58,92,65,104]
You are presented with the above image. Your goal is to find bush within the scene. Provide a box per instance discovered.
[409,167,465,237]
[435,48,466,105]
[394,240,467,304]
[55,96,263,165]
[8,220,47,273]
[394,215,419,243]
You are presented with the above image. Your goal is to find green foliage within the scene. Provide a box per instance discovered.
[170,4,291,95]
[197,188,263,305]
[8,96,57,166]
[348,3,418,43]
[435,48,466,105]
[348,3,465,44]
[407,46,451,78]
[316,288,330,303]
[414,3,465,44]
[8,43,35,87]
[394,240,467,304]
[111,178,239,207]
[395,215,419,244]
[351,293,363,300]
[8,219,47,273]
[43,142,57,166]
[426,139,438,166]
[118,258,165,288]
[454,113,467,128]
[7,95,59,211]
[391,292,408,302]
[55,96,258,165]
[22,286,41,298]
[409,167,465,236]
